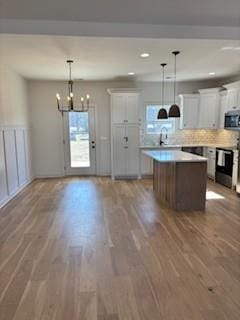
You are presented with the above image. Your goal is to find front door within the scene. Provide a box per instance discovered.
[63,108,96,175]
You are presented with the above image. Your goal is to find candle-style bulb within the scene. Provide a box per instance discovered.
[56,93,61,100]
[70,92,73,98]
[86,94,90,100]
[67,96,71,101]
[81,97,84,102]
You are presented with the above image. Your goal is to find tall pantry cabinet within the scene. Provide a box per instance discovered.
[107,89,141,179]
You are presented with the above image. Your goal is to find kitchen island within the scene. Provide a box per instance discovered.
[143,150,208,211]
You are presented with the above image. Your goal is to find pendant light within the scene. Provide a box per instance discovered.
[157,63,168,119]
[56,60,90,113]
[169,51,181,118]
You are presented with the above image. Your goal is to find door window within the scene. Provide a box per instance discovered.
[68,112,90,168]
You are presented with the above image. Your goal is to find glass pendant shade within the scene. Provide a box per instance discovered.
[157,108,168,119]
[169,51,181,118]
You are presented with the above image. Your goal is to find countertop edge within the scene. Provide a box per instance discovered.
[142,150,208,163]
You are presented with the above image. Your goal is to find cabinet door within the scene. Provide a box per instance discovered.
[180,96,199,129]
[219,95,227,129]
[199,94,219,128]
[126,125,139,176]
[126,94,139,123]
[226,89,239,110]
[0,131,8,203]
[141,153,153,175]
[111,94,126,124]
[232,151,238,187]
[112,125,126,176]
[207,148,216,178]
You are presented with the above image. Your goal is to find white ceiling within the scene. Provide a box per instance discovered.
[0,35,240,82]
[1,0,240,27]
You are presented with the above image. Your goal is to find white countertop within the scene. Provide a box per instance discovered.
[139,144,238,150]
[143,150,207,163]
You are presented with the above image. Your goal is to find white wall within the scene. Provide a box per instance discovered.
[29,78,223,177]
[0,66,30,126]
[0,66,32,208]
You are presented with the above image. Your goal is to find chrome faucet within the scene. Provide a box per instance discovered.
[160,127,168,145]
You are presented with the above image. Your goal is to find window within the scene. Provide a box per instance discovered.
[145,104,176,134]
[68,112,90,168]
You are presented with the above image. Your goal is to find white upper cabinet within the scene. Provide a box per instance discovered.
[219,92,227,129]
[198,88,221,129]
[125,94,139,123]
[111,94,126,124]
[223,81,240,112]
[108,89,140,124]
[178,94,199,129]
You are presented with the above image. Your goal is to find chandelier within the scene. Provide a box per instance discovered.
[56,60,90,113]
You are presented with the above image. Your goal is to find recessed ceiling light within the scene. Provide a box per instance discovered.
[128,72,135,75]
[221,46,233,51]
[209,72,216,76]
[140,52,150,58]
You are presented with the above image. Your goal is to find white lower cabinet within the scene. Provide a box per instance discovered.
[112,124,139,178]
[232,150,239,187]
[206,148,216,179]
[141,153,153,175]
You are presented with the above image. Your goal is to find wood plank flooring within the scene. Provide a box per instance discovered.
[0,177,240,320]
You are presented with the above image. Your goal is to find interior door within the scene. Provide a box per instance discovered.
[63,108,96,175]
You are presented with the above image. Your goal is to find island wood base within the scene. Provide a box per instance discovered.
[153,160,207,211]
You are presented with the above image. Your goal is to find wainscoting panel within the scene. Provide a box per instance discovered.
[16,129,27,186]
[4,130,19,196]
[24,129,32,182]
[0,130,8,204]
[0,126,33,208]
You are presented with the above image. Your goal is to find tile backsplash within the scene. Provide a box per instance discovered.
[142,129,239,146]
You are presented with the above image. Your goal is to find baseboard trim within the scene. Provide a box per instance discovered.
[0,178,34,210]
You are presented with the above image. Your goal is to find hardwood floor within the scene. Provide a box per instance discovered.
[0,177,240,320]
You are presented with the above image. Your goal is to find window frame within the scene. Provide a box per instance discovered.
[144,102,176,135]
